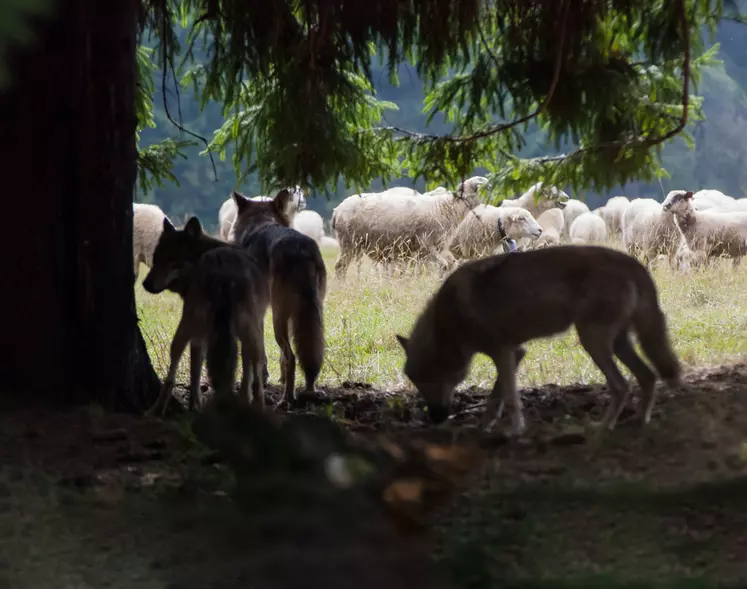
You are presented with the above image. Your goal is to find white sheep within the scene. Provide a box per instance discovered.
[692,189,734,211]
[218,187,307,239]
[133,202,170,282]
[561,199,591,239]
[594,196,631,237]
[445,205,543,263]
[330,176,488,279]
[621,198,680,266]
[498,181,569,218]
[319,235,340,254]
[662,190,747,266]
[292,210,325,244]
[531,208,565,249]
[569,211,608,245]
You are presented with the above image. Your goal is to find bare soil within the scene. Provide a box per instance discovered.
[2,363,747,587]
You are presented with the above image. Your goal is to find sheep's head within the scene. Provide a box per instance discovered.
[529,182,569,213]
[231,189,293,243]
[455,176,489,208]
[661,190,694,214]
[143,216,205,295]
[505,210,543,240]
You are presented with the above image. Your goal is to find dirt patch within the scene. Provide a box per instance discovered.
[1,363,747,586]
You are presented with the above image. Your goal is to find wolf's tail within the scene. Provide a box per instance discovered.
[206,302,238,399]
[633,273,682,387]
[291,265,326,391]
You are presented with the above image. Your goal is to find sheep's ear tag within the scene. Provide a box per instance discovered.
[685,191,694,199]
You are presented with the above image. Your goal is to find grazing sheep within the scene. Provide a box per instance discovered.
[331,176,488,280]
[498,182,569,218]
[569,211,608,245]
[446,205,543,263]
[133,202,170,282]
[319,235,340,254]
[561,199,591,239]
[621,198,680,266]
[674,236,708,272]
[662,190,747,266]
[595,196,630,237]
[532,208,565,249]
[219,187,307,240]
[293,210,325,244]
[692,189,734,211]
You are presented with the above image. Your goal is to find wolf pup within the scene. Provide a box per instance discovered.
[230,188,327,406]
[396,245,682,435]
[142,216,270,417]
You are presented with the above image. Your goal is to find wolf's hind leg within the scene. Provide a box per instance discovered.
[613,330,657,425]
[577,324,631,430]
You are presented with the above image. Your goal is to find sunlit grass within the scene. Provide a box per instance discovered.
[136,243,747,392]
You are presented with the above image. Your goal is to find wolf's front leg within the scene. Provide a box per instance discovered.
[188,342,203,411]
[147,319,191,418]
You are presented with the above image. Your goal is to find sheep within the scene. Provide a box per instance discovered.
[594,196,630,237]
[531,208,565,249]
[692,189,734,211]
[445,205,543,264]
[330,176,488,280]
[133,202,170,282]
[292,210,325,244]
[319,235,340,254]
[621,198,680,266]
[561,199,591,239]
[569,211,608,245]
[218,187,307,240]
[661,190,747,266]
[498,181,569,218]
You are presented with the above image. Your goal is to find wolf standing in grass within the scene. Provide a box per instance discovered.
[230,188,327,406]
[397,245,682,435]
[142,217,270,417]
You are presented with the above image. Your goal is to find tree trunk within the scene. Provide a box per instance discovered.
[0,0,160,411]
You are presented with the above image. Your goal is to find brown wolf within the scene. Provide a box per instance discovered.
[396,245,682,435]
[142,216,270,417]
[230,188,327,405]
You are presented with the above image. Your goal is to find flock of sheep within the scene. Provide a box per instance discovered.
[133,179,747,289]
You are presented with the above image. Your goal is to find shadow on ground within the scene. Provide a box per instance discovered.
[1,363,747,587]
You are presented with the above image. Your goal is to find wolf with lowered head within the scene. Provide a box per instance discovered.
[230,187,327,405]
[142,216,270,417]
[397,245,682,435]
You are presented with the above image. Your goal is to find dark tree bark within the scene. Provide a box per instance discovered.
[0,0,160,411]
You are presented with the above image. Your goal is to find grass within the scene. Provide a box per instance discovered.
[136,242,747,392]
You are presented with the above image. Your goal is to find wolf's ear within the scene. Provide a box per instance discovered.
[184,216,203,238]
[274,188,292,212]
[396,334,409,352]
[232,190,251,213]
[162,217,176,234]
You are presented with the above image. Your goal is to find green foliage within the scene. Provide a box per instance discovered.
[204,68,402,195]
[136,43,195,194]
[396,0,726,198]
[0,0,55,89]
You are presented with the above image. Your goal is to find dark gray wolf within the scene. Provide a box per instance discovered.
[142,216,269,416]
[230,188,327,405]
[396,245,682,435]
